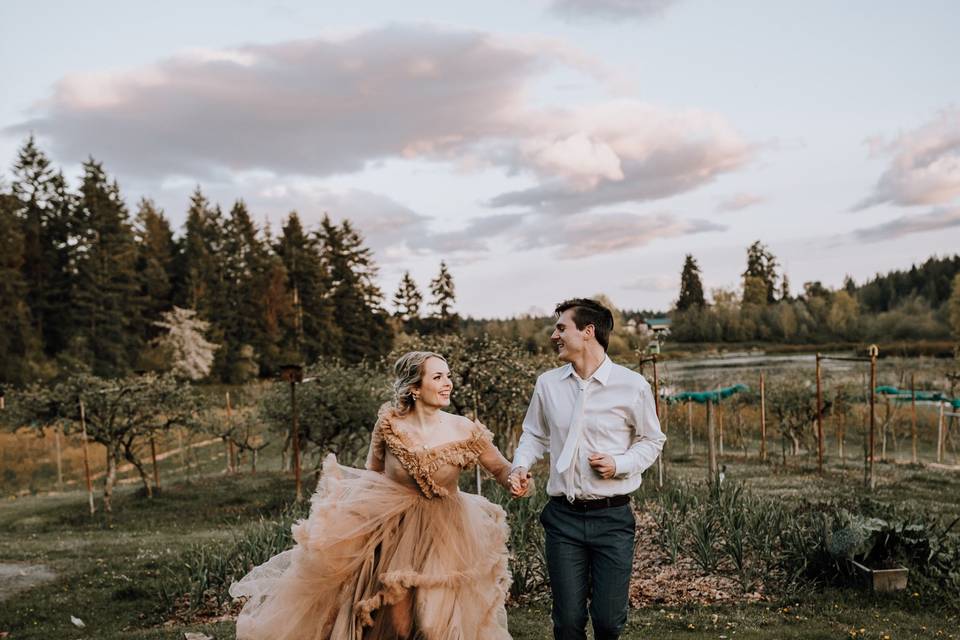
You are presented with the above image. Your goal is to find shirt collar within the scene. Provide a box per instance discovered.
[561,354,613,386]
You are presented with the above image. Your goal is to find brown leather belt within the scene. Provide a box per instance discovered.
[552,494,631,512]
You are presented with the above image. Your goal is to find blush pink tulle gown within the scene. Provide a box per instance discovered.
[230,404,514,639]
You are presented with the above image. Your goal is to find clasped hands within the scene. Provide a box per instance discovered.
[508,452,616,498]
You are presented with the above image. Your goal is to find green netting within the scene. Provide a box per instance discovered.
[953,399,960,410]
[873,386,951,403]
[668,384,750,404]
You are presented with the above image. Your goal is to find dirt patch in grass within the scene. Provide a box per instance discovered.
[0,562,57,602]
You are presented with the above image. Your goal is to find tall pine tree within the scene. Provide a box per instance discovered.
[11,136,75,355]
[429,261,458,333]
[275,212,339,362]
[742,240,779,305]
[218,200,288,380]
[134,198,175,343]
[174,187,227,318]
[676,254,705,310]
[393,271,423,332]
[0,191,43,383]
[68,159,142,376]
[319,215,393,362]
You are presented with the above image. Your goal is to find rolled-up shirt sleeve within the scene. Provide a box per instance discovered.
[613,383,666,477]
[512,377,550,471]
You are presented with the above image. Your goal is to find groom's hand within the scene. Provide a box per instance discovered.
[588,453,617,479]
[508,467,532,498]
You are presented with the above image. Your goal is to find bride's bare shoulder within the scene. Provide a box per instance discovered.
[443,412,477,435]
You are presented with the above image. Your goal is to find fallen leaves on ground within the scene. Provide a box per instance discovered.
[629,506,766,608]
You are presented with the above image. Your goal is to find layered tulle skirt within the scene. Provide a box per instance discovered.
[229,455,512,639]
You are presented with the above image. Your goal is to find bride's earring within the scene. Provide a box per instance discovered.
[412,392,420,401]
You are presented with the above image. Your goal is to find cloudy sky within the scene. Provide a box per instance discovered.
[2,0,959,317]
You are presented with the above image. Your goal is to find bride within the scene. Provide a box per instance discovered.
[230,351,527,639]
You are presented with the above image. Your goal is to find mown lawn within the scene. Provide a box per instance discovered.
[1,455,958,639]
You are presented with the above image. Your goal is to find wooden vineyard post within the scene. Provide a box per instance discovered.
[938,402,946,464]
[881,395,891,462]
[760,372,767,462]
[177,429,186,471]
[150,435,160,493]
[868,345,878,491]
[652,355,663,488]
[226,391,236,474]
[717,395,724,458]
[816,353,824,475]
[79,399,95,516]
[687,400,694,457]
[911,374,918,465]
[54,424,63,491]
[706,398,718,484]
[281,365,304,502]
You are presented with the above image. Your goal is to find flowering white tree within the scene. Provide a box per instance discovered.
[153,306,219,380]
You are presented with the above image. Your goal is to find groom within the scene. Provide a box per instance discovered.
[509,298,666,640]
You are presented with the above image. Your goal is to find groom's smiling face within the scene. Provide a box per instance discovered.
[551,309,591,362]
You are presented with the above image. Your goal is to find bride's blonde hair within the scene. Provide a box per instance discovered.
[393,351,447,414]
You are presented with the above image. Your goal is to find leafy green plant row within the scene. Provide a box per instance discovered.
[649,480,960,607]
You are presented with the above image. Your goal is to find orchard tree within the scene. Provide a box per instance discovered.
[8,373,200,510]
[767,376,823,457]
[259,361,391,469]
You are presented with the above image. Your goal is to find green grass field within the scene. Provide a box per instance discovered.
[2,447,959,639]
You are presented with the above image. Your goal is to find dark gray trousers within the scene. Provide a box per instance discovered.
[540,497,636,640]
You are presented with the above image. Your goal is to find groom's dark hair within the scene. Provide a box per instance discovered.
[555,298,614,351]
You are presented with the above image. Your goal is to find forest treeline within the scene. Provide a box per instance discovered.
[0,137,458,385]
[3,136,959,387]
[667,243,960,345]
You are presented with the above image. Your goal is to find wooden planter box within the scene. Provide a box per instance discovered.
[851,560,909,592]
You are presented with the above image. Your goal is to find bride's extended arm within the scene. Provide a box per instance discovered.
[365,422,385,472]
[478,438,514,490]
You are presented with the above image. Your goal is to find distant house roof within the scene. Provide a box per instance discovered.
[644,317,672,329]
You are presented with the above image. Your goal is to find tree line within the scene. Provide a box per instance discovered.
[671,242,960,344]
[0,137,458,386]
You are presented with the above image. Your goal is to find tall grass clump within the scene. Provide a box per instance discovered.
[161,501,307,612]
[485,480,551,602]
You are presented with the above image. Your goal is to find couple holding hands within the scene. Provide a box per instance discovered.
[231,298,666,640]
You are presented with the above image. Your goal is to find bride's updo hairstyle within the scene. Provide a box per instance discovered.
[393,351,447,414]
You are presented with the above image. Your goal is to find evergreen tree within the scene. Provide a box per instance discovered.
[676,254,705,310]
[780,273,792,301]
[843,275,857,295]
[428,261,458,333]
[393,271,423,332]
[133,198,175,343]
[275,212,339,361]
[742,240,779,304]
[174,187,227,318]
[0,192,43,383]
[218,200,287,380]
[68,159,142,376]
[10,136,75,355]
[319,215,393,362]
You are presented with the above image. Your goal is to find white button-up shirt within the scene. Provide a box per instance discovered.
[512,355,666,501]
